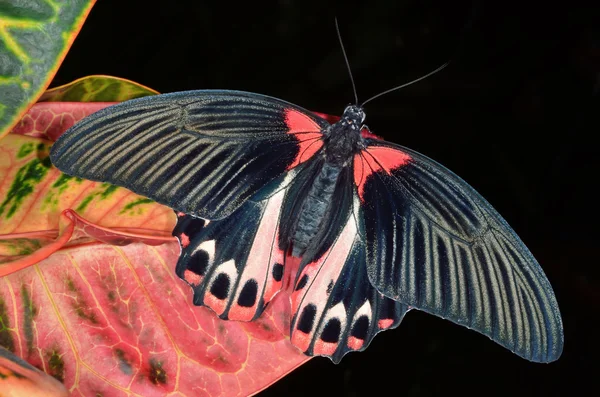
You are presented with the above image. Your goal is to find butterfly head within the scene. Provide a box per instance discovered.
[324,105,367,165]
[340,105,366,129]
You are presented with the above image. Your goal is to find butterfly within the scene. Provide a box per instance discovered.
[49,89,564,364]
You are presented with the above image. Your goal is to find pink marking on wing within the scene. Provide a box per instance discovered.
[179,232,190,248]
[230,306,256,321]
[262,232,285,304]
[378,319,394,329]
[284,108,323,170]
[347,336,364,350]
[284,108,322,133]
[282,254,301,293]
[310,111,339,124]
[204,293,227,316]
[291,329,311,352]
[228,189,286,321]
[290,216,358,355]
[354,147,412,201]
[313,340,338,356]
[183,269,202,287]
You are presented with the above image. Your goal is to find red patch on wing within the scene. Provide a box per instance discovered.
[360,126,383,140]
[204,293,227,316]
[227,190,286,321]
[183,269,201,286]
[353,146,412,201]
[347,336,364,350]
[290,216,358,358]
[378,319,394,329]
[291,330,311,352]
[313,340,338,356]
[311,111,339,124]
[179,232,190,248]
[284,108,324,169]
[231,306,255,321]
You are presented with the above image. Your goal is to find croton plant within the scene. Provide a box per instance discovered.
[0,1,312,395]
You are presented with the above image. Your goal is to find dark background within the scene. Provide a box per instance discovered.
[52,0,598,395]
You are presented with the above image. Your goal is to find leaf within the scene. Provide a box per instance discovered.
[1,102,175,277]
[0,238,308,396]
[0,0,97,140]
[39,75,159,102]
[10,101,117,140]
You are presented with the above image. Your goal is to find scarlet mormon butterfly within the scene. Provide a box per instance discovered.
[49,32,563,365]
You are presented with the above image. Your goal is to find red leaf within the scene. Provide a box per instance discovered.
[11,102,116,141]
[1,238,308,395]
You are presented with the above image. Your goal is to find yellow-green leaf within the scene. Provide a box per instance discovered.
[39,75,159,102]
[0,0,96,140]
[0,133,176,276]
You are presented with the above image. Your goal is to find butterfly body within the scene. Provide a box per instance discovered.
[285,105,366,258]
[49,89,563,364]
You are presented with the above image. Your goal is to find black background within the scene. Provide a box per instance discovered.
[52,0,598,396]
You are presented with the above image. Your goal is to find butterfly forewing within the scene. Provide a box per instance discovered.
[358,139,563,362]
[49,90,328,220]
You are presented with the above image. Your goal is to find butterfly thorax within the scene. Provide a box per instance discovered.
[323,105,366,166]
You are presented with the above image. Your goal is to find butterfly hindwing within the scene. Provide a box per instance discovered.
[356,139,563,362]
[290,195,410,363]
[173,175,292,321]
[50,90,328,220]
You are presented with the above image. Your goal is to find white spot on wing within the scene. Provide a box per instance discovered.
[323,302,348,332]
[215,259,237,279]
[192,239,216,264]
[353,300,373,323]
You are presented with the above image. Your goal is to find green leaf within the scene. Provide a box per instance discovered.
[39,75,159,102]
[0,0,96,140]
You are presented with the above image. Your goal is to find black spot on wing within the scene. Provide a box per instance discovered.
[188,249,210,276]
[210,274,230,300]
[295,274,309,291]
[351,316,370,339]
[272,263,284,282]
[326,280,334,295]
[298,304,317,333]
[321,319,342,343]
[237,279,258,307]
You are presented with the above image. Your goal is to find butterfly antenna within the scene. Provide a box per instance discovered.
[361,62,449,106]
[335,17,359,105]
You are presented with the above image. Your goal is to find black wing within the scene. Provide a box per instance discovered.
[357,139,563,363]
[50,90,328,219]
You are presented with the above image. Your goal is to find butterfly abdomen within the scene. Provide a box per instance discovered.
[292,162,341,256]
